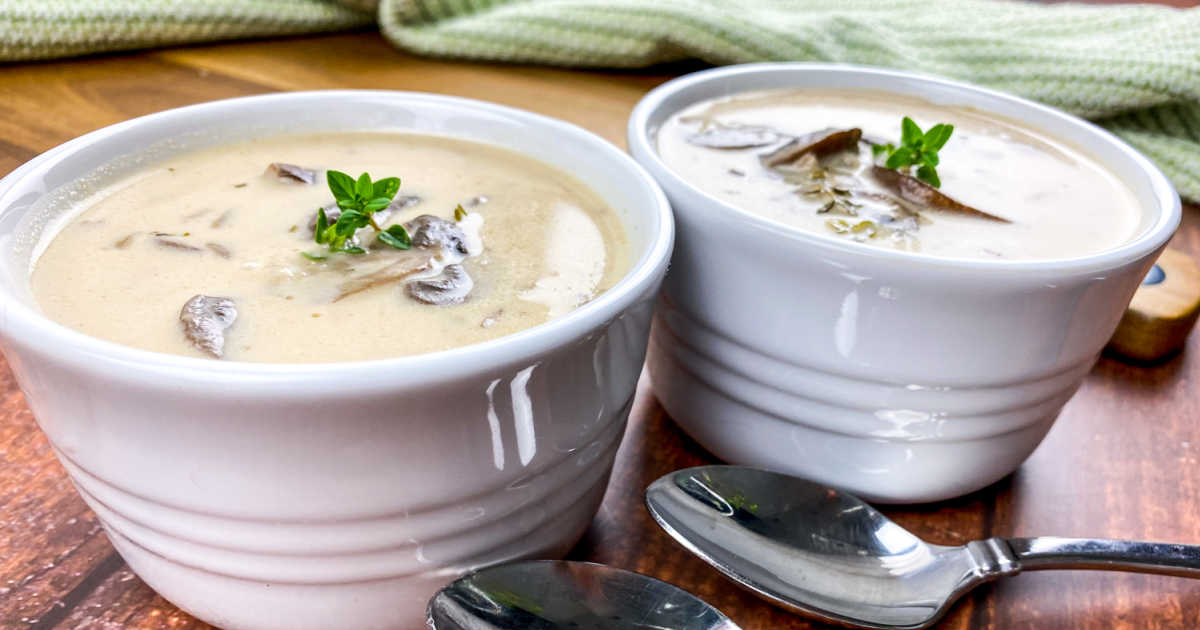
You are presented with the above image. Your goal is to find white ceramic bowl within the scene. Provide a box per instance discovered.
[0,91,673,629]
[628,64,1179,503]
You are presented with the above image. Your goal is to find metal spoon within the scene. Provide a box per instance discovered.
[427,559,741,630]
[646,465,1200,630]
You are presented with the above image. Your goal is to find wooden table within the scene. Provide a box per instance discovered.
[2,20,1199,630]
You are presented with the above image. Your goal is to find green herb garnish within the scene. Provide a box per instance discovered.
[312,170,409,255]
[872,117,954,188]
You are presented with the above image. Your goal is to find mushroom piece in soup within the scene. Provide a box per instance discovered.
[656,89,1144,260]
[31,132,630,362]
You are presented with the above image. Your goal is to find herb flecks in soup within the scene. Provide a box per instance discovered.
[657,89,1143,260]
[32,133,629,362]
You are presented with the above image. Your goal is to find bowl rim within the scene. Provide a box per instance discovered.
[0,90,674,388]
[627,62,1180,275]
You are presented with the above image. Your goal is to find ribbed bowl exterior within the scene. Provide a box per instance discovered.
[628,64,1178,503]
[5,293,655,630]
[642,197,1153,503]
[0,91,674,629]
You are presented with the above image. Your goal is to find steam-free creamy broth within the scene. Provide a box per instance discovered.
[657,89,1143,260]
[32,133,630,362]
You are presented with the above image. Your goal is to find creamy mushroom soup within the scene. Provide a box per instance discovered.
[657,89,1143,260]
[32,132,630,362]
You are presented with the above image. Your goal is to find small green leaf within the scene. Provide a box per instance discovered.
[885,148,916,169]
[372,177,400,200]
[363,197,392,212]
[920,151,939,168]
[300,251,327,261]
[871,144,888,157]
[334,219,361,239]
[314,208,329,244]
[321,223,339,245]
[378,224,411,250]
[355,172,373,199]
[916,164,941,188]
[327,170,356,201]
[900,117,923,146]
[317,169,408,256]
[335,211,369,236]
[454,204,468,222]
[923,124,954,151]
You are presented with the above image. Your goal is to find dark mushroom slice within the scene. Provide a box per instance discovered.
[333,254,433,302]
[871,166,1011,223]
[155,237,203,252]
[407,264,473,305]
[406,214,468,255]
[180,295,237,358]
[687,122,785,149]
[266,163,318,184]
[760,128,863,168]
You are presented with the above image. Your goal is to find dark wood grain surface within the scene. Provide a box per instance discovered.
[2,16,1199,629]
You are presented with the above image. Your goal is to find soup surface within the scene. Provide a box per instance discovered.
[32,132,629,362]
[657,89,1143,260]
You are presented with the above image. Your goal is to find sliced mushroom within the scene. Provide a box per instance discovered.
[180,295,237,358]
[760,128,863,167]
[870,166,1010,223]
[266,163,318,184]
[370,195,422,226]
[333,253,433,302]
[406,214,468,255]
[155,237,202,252]
[390,194,422,211]
[407,264,473,305]
[687,122,784,149]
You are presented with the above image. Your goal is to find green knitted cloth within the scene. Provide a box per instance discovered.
[1,0,1197,200]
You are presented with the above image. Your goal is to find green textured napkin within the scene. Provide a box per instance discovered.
[1,0,1197,201]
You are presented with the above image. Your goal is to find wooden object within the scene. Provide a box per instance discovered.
[1,18,1200,630]
[1109,248,1200,362]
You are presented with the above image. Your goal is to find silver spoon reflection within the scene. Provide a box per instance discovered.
[427,560,740,630]
[646,465,1200,630]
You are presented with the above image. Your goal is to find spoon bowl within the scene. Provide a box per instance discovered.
[646,466,1200,629]
[427,560,741,630]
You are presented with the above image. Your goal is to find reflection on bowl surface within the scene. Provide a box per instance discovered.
[0,91,673,629]
[628,63,1179,503]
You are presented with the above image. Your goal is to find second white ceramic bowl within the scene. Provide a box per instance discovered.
[628,64,1179,503]
[0,91,673,629]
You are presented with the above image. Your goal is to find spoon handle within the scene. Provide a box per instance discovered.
[1003,537,1200,578]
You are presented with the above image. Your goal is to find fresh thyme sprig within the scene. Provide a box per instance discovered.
[312,170,411,255]
[872,117,954,188]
